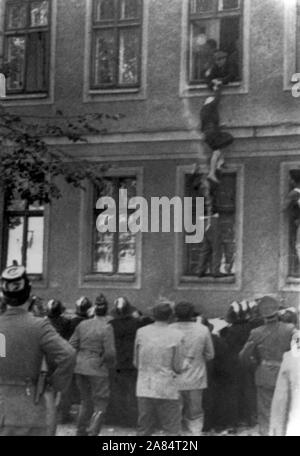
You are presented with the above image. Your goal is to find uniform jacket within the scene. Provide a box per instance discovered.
[171,321,214,390]
[270,350,300,436]
[133,322,185,400]
[0,307,76,430]
[240,321,294,388]
[70,316,116,377]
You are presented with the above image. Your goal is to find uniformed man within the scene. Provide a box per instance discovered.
[240,296,294,436]
[0,265,76,436]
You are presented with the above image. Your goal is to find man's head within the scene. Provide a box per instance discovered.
[1,265,31,307]
[174,302,195,322]
[94,293,108,316]
[214,50,228,68]
[46,299,65,318]
[76,296,92,318]
[152,301,173,322]
[258,296,279,321]
[113,297,134,318]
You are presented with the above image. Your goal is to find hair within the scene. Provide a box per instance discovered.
[95,302,108,317]
[153,303,173,322]
[174,302,195,321]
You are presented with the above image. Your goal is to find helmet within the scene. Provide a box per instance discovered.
[94,294,108,316]
[46,299,65,318]
[1,265,31,307]
[113,297,133,317]
[76,296,92,317]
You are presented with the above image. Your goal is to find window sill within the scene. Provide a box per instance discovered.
[80,272,140,289]
[179,81,248,97]
[1,93,53,106]
[28,274,48,289]
[84,87,146,103]
[175,274,238,291]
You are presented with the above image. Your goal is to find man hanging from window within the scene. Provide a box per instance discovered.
[199,83,234,183]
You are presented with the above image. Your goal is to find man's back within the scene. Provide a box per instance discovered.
[171,321,214,390]
[134,323,184,400]
[70,316,115,377]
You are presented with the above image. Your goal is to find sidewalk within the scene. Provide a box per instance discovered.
[57,423,260,437]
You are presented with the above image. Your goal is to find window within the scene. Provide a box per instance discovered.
[296,1,300,72]
[285,170,300,278]
[184,172,236,278]
[90,0,142,90]
[93,176,137,274]
[3,200,44,275]
[188,0,242,84]
[4,0,50,94]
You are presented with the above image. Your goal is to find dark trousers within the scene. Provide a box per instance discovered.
[197,218,223,276]
[76,374,109,436]
[137,397,181,436]
[107,369,138,427]
[257,386,274,436]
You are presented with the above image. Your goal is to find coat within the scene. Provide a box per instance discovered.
[0,307,76,434]
[134,322,184,400]
[69,316,116,377]
[270,350,300,436]
[171,321,214,390]
[240,321,294,388]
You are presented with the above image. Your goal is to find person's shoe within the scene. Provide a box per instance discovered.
[87,411,105,436]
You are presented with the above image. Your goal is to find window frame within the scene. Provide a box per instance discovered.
[179,0,250,97]
[79,166,143,290]
[0,197,50,285]
[0,0,56,105]
[188,0,243,86]
[92,175,138,276]
[90,0,143,91]
[174,163,244,291]
[279,162,300,291]
[3,0,51,95]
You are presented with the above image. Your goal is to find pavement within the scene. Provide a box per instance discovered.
[56,423,260,437]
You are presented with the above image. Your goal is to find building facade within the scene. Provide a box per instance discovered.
[0,0,300,317]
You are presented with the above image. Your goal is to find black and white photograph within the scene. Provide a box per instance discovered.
[0,0,299,439]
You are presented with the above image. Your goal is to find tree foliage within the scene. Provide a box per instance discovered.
[0,103,122,205]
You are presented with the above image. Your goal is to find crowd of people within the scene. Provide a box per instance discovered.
[0,264,299,436]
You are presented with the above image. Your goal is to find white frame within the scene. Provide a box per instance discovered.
[79,166,143,289]
[174,163,244,290]
[0,0,57,106]
[83,0,149,102]
[279,161,300,291]
[179,0,250,97]
[283,0,298,91]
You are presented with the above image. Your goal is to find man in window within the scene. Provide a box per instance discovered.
[283,173,300,265]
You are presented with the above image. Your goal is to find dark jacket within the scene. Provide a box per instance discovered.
[109,316,143,371]
[240,321,294,388]
[0,307,75,431]
[47,315,72,340]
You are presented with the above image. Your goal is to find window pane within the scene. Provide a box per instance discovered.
[118,231,136,273]
[190,0,215,14]
[30,1,49,27]
[94,0,115,21]
[6,3,27,29]
[119,0,140,19]
[25,32,49,92]
[118,28,139,85]
[93,232,114,272]
[29,202,44,211]
[119,177,136,199]
[184,174,236,277]
[190,20,218,81]
[219,0,240,11]
[26,217,44,274]
[93,30,115,85]
[6,217,24,267]
[6,36,26,90]
[219,16,241,80]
